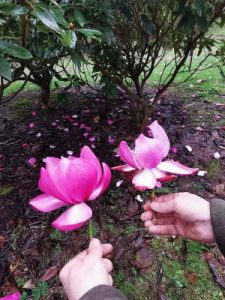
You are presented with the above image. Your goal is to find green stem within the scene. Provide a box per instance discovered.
[88,219,93,240]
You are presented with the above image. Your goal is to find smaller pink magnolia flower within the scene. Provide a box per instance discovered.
[113,121,198,190]
[29,123,35,129]
[0,292,21,300]
[30,146,111,231]
[51,122,57,127]
[28,157,36,166]
[91,144,96,149]
[89,137,96,142]
[83,132,89,137]
[32,111,37,116]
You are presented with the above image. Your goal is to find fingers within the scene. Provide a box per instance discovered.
[102,243,113,257]
[108,275,113,286]
[151,199,176,214]
[141,210,153,221]
[144,217,175,227]
[88,238,103,258]
[147,224,177,235]
[103,258,113,273]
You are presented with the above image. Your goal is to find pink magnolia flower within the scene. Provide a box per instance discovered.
[108,136,115,144]
[0,292,20,300]
[32,111,37,116]
[113,121,198,190]
[29,146,111,231]
[107,119,113,125]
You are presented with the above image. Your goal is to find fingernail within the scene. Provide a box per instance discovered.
[90,238,100,247]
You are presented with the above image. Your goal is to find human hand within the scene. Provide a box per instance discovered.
[141,192,215,243]
[59,238,113,300]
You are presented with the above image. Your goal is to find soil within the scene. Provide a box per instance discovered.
[1,87,225,299]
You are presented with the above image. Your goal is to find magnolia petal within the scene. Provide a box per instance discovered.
[158,160,198,175]
[149,121,170,157]
[112,164,136,172]
[132,168,156,190]
[135,134,164,168]
[29,194,66,212]
[89,163,111,200]
[151,168,177,182]
[80,146,102,182]
[39,168,71,203]
[52,203,92,231]
[59,158,98,203]
[118,141,140,169]
[0,292,21,300]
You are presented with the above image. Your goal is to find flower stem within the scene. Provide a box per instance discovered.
[88,219,93,240]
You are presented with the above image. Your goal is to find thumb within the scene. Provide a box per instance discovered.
[88,238,103,258]
[151,199,176,214]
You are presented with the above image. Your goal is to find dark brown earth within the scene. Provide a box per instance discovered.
[1,87,225,299]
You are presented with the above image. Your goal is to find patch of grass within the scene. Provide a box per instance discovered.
[0,185,14,196]
[192,182,204,191]
[125,223,138,235]
[50,229,65,240]
[206,159,221,178]
[12,98,33,121]
[32,282,49,300]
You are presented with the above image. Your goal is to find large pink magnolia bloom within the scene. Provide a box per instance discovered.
[113,121,198,190]
[30,146,111,231]
[0,293,20,300]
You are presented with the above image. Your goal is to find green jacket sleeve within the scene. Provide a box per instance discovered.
[79,285,128,300]
[210,198,225,256]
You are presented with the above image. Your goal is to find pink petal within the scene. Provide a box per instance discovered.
[89,163,111,200]
[80,146,102,182]
[118,141,140,169]
[0,292,21,300]
[39,167,71,203]
[30,194,66,212]
[132,168,156,190]
[52,203,92,231]
[112,164,136,172]
[28,157,36,166]
[59,157,98,203]
[148,121,170,157]
[135,134,164,168]
[157,160,198,175]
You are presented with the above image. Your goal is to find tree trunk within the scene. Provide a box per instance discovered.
[40,84,50,108]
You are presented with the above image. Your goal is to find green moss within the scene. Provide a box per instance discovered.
[206,159,221,178]
[12,98,33,121]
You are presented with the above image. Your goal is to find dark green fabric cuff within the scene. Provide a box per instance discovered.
[210,198,225,257]
[79,285,128,300]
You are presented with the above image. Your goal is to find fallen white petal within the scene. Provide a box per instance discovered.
[135,195,144,202]
[116,180,123,187]
[185,145,192,152]
[50,145,56,149]
[197,170,207,177]
[214,152,221,159]
[67,151,73,156]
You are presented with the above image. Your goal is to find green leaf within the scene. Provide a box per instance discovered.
[141,15,155,35]
[34,4,62,35]
[194,0,206,17]
[60,30,77,48]
[197,16,209,33]
[0,41,33,59]
[0,56,12,81]
[0,3,28,15]
[74,10,86,27]
[77,28,102,40]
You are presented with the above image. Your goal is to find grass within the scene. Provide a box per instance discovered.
[0,185,15,196]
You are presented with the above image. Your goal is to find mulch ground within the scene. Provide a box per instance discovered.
[1,87,225,299]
